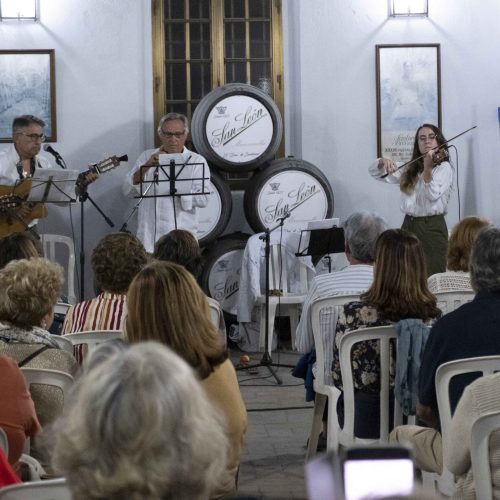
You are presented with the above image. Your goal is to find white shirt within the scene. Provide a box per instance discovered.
[236,231,316,323]
[124,147,210,253]
[0,144,52,185]
[295,264,374,385]
[0,144,53,227]
[369,159,453,217]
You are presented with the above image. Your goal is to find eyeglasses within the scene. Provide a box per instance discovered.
[160,131,186,139]
[19,133,46,142]
[418,133,437,142]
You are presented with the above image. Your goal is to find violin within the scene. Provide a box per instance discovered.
[431,148,449,165]
[381,125,476,178]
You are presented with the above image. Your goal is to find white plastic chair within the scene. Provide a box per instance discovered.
[0,427,8,456]
[20,367,75,456]
[434,290,475,315]
[471,410,500,500]
[332,325,402,449]
[54,302,71,316]
[64,330,124,357]
[0,478,72,500]
[41,234,77,304]
[305,295,359,459]
[435,355,500,496]
[50,334,74,354]
[21,368,75,413]
[256,243,309,352]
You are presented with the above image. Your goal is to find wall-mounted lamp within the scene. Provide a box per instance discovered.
[389,0,428,17]
[0,0,38,21]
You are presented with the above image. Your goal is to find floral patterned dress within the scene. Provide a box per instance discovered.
[332,301,394,394]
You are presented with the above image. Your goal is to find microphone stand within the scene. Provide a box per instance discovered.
[238,212,296,385]
[77,182,114,300]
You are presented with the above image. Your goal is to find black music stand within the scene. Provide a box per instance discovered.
[127,154,209,233]
[296,226,346,273]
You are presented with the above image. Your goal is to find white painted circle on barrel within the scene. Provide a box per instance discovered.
[192,83,283,172]
[207,249,242,316]
[243,158,334,233]
[200,233,250,318]
[256,170,329,230]
[205,95,274,164]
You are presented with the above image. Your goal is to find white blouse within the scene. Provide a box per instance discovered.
[369,159,453,217]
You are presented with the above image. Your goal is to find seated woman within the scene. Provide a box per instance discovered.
[0,258,77,428]
[0,232,41,269]
[428,216,491,293]
[0,232,66,334]
[62,233,148,362]
[154,229,226,343]
[332,229,440,438]
[52,341,229,500]
[126,261,247,499]
[0,355,41,475]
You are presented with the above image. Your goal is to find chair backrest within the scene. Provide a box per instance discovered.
[434,290,475,315]
[338,325,401,444]
[310,295,360,388]
[41,234,77,304]
[54,302,71,316]
[0,478,72,500]
[20,368,75,413]
[64,330,124,355]
[0,427,8,456]
[49,334,74,354]
[471,410,500,500]
[436,356,500,448]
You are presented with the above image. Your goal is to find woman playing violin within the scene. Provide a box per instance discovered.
[369,124,453,276]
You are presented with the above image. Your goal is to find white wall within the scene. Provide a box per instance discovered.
[2,0,500,296]
[284,0,500,230]
[0,0,153,298]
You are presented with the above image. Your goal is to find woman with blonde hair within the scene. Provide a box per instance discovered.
[332,229,440,438]
[126,261,246,499]
[427,216,491,293]
[52,341,229,500]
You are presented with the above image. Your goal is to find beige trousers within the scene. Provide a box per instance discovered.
[390,425,443,474]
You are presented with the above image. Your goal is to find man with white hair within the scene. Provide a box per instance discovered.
[295,210,388,357]
[125,112,210,253]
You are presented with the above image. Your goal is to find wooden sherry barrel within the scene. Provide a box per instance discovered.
[191,83,283,172]
[243,157,334,232]
[196,170,232,247]
[200,232,250,319]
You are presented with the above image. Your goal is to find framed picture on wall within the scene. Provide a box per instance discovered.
[376,44,441,162]
[0,49,57,142]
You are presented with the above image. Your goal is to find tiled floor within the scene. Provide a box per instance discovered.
[230,347,313,500]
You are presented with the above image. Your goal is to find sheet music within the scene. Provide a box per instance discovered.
[27,169,79,203]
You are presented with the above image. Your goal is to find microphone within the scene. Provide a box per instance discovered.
[43,144,66,169]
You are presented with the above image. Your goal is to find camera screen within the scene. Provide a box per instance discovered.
[343,457,414,500]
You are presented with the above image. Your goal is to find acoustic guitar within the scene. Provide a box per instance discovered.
[0,154,128,237]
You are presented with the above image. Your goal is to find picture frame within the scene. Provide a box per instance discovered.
[0,49,57,142]
[376,44,441,162]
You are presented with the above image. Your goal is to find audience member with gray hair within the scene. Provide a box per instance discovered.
[391,226,500,477]
[51,341,229,500]
[295,211,388,356]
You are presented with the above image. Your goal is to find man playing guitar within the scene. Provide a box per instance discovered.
[0,115,96,236]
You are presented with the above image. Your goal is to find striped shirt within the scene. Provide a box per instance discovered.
[62,292,126,363]
[295,265,374,385]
